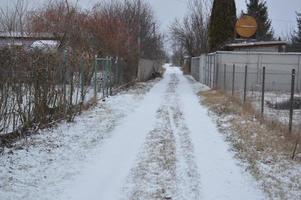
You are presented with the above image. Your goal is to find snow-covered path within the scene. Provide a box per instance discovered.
[61,65,265,200]
[0,65,265,200]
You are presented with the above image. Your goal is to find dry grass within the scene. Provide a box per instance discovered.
[200,89,300,159]
[199,90,301,200]
[202,90,296,139]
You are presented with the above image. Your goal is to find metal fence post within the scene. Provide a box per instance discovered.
[204,55,208,85]
[215,56,219,89]
[109,58,113,96]
[209,56,212,87]
[80,58,85,103]
[205,56,208,85]
[69,66,74,106]
[243,65,248,103]
[213,55,216,88]
[261,67,266,116]
[289,68,296,133]
[114,58,118,85]
[207,56,209,86]
[106,58,110,97]
[63,52,68,116]
[94,55,97,99]
[232,64,235,96]
[63,51,67,107]
[297,55,300,92]
[223,64,226,91]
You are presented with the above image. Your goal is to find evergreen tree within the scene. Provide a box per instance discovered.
[247,0,274,41]
[209,0,237,52]
[291,12,301,52]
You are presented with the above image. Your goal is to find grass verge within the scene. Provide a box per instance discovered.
[199,90,301,200]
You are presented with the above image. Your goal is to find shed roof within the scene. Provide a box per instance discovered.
[0,32,56,39]
[225,41,287,48]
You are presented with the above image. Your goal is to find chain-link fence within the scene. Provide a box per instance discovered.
[0,49,125,137]
[191,51,301,133]
[95,57,125,99]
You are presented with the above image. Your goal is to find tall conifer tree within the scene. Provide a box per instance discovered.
[247,0,274,41]
[291,12,301,52]
[209,0,237,52]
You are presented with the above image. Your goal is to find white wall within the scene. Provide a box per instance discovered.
[137,59,162,82]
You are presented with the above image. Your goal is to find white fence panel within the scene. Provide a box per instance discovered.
[193,51,301,92]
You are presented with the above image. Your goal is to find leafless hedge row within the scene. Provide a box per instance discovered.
[0,0,167,141]
[0,48,104,137]
[1,0,166,81]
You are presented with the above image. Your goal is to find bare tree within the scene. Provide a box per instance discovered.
[170,0,211,62]
[87,0,165,81]
[0,0,29,35]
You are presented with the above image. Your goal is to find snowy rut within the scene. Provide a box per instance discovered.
[122,73,201,200]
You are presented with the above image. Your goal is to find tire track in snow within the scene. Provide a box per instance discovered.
[167,74,201,200]
[122,107,177,200]
[122,72,201,200]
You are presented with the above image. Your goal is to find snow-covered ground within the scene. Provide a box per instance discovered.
[0,64,265,200]
[0,79,158,200]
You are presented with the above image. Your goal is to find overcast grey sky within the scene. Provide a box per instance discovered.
[148,0,301,38]
[1,0,300,38]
